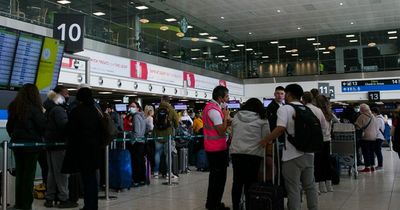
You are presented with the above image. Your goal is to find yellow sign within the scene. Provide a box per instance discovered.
[36,37,59,91]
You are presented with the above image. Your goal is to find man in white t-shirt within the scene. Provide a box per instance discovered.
[262,84,318,210]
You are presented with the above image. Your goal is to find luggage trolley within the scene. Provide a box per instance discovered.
[331,123,358,179]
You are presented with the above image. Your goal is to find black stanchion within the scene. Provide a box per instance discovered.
[1,141,8,210]
[99,144,117,201]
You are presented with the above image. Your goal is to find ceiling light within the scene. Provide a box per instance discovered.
[278,45,286,49]
[231,49,240,52]
[328,46,336,50]
[93,12,106,16]
[67,88,77,91]
[236,44,245,47]
[191,37,199,42]
[388,31,397,34]
[160,26,169,31]
[368,42,377,47]
[270,41,278,44]
[307,38,316,41]
[339,2,343,6]
[187,25,193,29]
[246,48,253,51]
[208,36,218,40]
[312,42,321,46]
[139,18,149,24]
[161,50,168,54]
[203,52,210,55]
[191,48,201,52]
[99,92,112,94]
[199,33,209,36]
[125,94,137,97]
[222,45,230,48]
[389,36,398,40]
[292,54,299,56]
[57,0,71,4]
[165,18,177,22]
[297,27,301,30]
[277,9,281,13]
[249,32,253,35]
[113,100,122,102]
[176,32,185,37]
[349,39,358,43]
[173,55,182,58]
[222,59,229,61]
[285,50,292,53]
[262,56,269,59]
[291,49,298,53]
[191,57,199,60]
[217,55,226,58]
[322,51,330,54]
[346,34,355,38]
[350,22,354,25]
[317,47,326,50]
[220,16,225,19]
[135,5,149,10]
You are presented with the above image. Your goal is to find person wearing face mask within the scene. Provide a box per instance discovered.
[43,88,78,208]
[126,101,147,187]
[180,110,194,129]
[203,85,231,210]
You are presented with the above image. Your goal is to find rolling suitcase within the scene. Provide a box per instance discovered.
[109,143,132,190]
[196,149,209,170]
[179,148,188,174]
[247,142,284,210]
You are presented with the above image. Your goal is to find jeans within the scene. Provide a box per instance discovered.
[231,154,261,210]
[374,139,384,167]
[282,154,318,210]
[206,150,229,209]
[14,151,38,210]
[360,140,375,167]
[154,141,168,174]
[81,170,98,210]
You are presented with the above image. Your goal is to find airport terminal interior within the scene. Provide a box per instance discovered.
[0,0,399,209]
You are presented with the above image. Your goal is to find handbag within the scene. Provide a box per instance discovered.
[96,107,118,148]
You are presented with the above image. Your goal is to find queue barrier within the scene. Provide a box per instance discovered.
[1,134,206,209]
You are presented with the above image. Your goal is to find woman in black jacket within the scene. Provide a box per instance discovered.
[6,83,46,210]
[64,87,102,210]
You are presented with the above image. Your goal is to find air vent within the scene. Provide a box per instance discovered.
[303,4,316,11]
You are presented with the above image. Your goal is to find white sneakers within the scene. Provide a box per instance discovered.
[319,181,333,194]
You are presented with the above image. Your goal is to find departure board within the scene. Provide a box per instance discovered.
[10,32,43,88]
[0,27,18,88]
[342,79,400,92]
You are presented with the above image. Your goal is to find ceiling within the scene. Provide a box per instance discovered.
[145,0,400,41]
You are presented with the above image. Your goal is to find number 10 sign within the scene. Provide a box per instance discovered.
[53,14,85,53]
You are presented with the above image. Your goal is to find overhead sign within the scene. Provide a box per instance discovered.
[318,82,330,97]
[53,13,85,53]
[341,79,400,92]
[368,91,380,101]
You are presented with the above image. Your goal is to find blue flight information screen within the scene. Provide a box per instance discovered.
[10,32,43,88]
[341,79,400,92]
[0,27,18,88]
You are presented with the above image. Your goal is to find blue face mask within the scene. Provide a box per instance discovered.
[129,107,137,114]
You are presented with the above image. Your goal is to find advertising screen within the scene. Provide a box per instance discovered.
[115,104,128,112]
[174,103,187,110]
[0,27,18,88]
[10,32,43,88]
[227,100,240,109]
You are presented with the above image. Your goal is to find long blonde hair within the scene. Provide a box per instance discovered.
[144,105,154,117]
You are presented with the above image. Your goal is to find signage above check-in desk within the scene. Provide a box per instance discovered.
[341,79,400,92]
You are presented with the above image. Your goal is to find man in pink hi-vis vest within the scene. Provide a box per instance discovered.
[202,85,231,210]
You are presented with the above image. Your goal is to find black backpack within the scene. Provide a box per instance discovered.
[155,107,171,130]
[285,104,324,153]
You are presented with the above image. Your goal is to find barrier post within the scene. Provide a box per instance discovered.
[2,141,8,210]
[163,135,178,186]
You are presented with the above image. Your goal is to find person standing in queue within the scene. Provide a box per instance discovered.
[203,85,231,210]
[7,83,46,210]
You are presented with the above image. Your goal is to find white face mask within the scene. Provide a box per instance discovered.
[54,95,65,105]
[129,107,137,114]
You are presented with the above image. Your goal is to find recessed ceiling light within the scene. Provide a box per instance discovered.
[328,46,336,50]
[191,38,199,42]
[388,31,397,34]
[199,33,209,36]
[135,5,149,10]
[368,42,377,47]
[187,25,193,29]
[173,55,182,58]
[349,39,358,43]
[191,57,199,60]
[222,59,229,61]
[57,0,71,4]
[350,22,354,25]
[191,48,201,52]
[322,51,330,54]
[339,2,343,6]
[262,56,269,59]
[217,55,226,58]
[125,94,137,97]
[67,88,77,91]
[222,45,230,48]
[93,12,106,16]
[135,5,148,10]
[291,54,299,56]
[113,100,122,102]
[139,18,149,24]
[160,26,169,31]
[291,49,298,53]
[203,52,210,55]
[389,36,398,40]
[236,44,245,47]
[285,50,292,53]
[317,47,326,50]
[270,41,279,44]
[278,45,286,49]
[161,50,168,54]
[176,32,184,37]
[245,48,253,51]
[98,92,112,94]
[346,34,355,38]
[165,18,177,22]
[312,42,321,46]
[231,49,240,52]
[220,16,225,19]
[297,27,301,30]
[307,38,316,41]
[249,32,253,35]
[208,36,218,40]
[277,9,281,13]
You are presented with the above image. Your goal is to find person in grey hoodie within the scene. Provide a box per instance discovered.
[126,101,147,187]
[230,98,271,210]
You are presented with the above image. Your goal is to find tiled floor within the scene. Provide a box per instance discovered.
[31,149,400,210]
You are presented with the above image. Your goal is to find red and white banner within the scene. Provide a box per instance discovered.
[183,72,195,88]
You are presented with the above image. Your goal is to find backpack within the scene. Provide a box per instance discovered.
[155,107,171,130]
[96,107,118,148]
[285,104,324,153]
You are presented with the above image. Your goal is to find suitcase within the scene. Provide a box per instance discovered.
[109,149,132,190]
[179,148,188,174]
[196,149,209,170]
[247,142,284,210]
[172,152,179,175]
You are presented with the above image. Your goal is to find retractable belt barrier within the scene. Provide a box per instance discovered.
[0,134,207,207]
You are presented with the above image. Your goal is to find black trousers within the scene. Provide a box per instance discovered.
[360,140,375,167]
[231,154,262,210]
[374,139,384,167]
[128,142,146,183]
[81,170,98,210]
[314,142,332,182]
[206,150,229,209]
[38,151,48,185]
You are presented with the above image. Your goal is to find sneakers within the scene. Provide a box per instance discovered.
[319,182,327,193]
[165,173,179,179]
[358,167,371,173]
[326,180,334,192]
[375,166,384,171]
[153,172,160,179]
[58,200,79,208]
[44,200,54,208]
